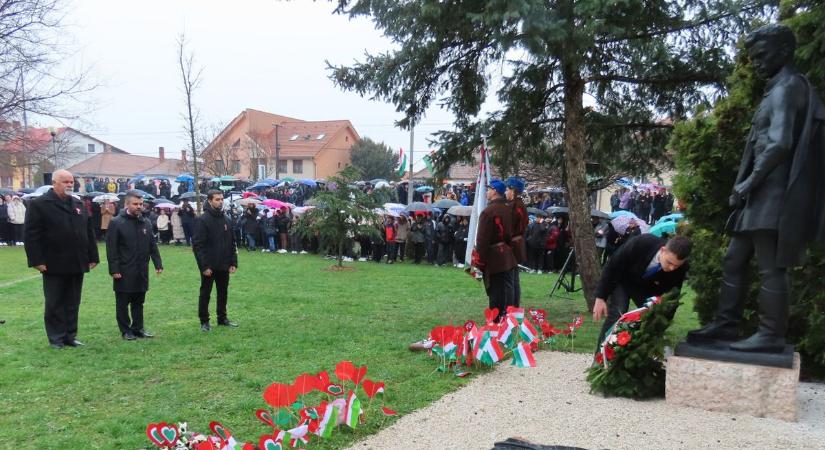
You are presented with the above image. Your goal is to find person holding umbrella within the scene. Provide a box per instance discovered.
[106,191,163,340]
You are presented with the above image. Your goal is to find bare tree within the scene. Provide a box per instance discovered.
[245,130,273,180]
[177,33,204,212]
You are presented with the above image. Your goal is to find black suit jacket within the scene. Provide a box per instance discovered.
[106,210,162,293]
[24,189,99,274]
[193,205,238,272]
[594,234,688,302]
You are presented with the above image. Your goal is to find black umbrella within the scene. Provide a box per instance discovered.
[83,191,107,197]
[405,201,433,213]
[0,188,16,196]
[179,191,206,200]
[527,207,548,217]
[546,206,569,216]
[591,209,610,219]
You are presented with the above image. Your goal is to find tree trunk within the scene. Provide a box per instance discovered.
[562,70,599,311]
[337,238,344,267]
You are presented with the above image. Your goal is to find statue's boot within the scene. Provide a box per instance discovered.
[730,286,788,353]
[686,280,742,343]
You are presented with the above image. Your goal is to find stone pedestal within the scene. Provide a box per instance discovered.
[665,353,800,422]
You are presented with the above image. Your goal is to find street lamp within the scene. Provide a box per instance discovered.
[48,127,57,169]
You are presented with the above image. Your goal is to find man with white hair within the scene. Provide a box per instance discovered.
[25,169,99,349]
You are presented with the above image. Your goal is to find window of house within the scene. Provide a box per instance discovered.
[316,134,325,140]
[293,160,303,174]
[278,159,288,174]
[231,160,241,173]
[232,138,241,149]
[338,162,341,168]
[290,134,299,141]
[215,160,225,173]
[87,143,96,153]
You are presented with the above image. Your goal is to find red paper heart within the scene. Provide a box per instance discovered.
[259,433,284,450]
[381,406,397,416]
[335,360,356,382]
[316,370,330,386]
[484,307,499,323]
[361,379,385,398]
[256,409,275,427]
[196,441,217,450]
[159,423,179,445]
[145,423,165,447]
[293,373,318,395]
[263,383,297,408]
[352,365,368,386]
[209,421,231,440]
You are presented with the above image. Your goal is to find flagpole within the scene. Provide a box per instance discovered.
[407,124,414,205]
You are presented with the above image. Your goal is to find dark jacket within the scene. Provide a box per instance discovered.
[193,204,238,272]
[106,210,162,292]
[242,208,260,234]
[410,220,426,243]
[509,197,528,263]
[179,203,196,224]
[594,234,688,302]
[475,198,517,275]
[24,189,99,274]
[526,220,548,249]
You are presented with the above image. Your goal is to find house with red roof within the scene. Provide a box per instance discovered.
[203,109,360,180]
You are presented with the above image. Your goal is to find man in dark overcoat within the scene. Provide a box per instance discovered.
[193,190,238,331]
[24,169,99,349]
[106,191,163,340]
[689,24,825,352]
[473,179,517,322]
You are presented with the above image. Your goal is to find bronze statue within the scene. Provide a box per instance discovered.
[688,24,825,353]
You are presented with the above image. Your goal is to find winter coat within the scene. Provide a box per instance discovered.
[474,198,517,275]
[395,220,410,243]
[24,188,99,274]
[410,221,426,243]
[242,208,260,234]
[193,204,238,272]
[171,211,185,240]
[156,213,170,231]
[106,210,162,293]
[7,198,26,225]
[101,203,116,230]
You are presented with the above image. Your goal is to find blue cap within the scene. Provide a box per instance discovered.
[506,177,525,193]
[488,179,506,195]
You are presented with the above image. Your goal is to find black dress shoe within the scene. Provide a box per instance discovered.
[217,320,238,328]
[49,342,65,349]
[200,322,211,332]
[134,330,154,338]
[686,321,739,343]
[122,332,137,341]
[64,339,85,347]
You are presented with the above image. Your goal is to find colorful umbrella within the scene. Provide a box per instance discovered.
[610,215,650,234]
[154,202,177,210]
[262,199,293,210]
[609,210,636,219]
[298,178,317,187]
[656,213,684,224]
[649,221,678,237]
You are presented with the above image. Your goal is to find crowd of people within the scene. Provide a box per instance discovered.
[609,186,675,224]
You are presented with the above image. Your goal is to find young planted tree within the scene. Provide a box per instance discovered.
[177,33,204,213]
[328,0,767,309]
[349,137,400,181]
[301,166,380,267]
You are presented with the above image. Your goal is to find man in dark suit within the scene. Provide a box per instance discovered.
[193,190,238,331]
[24,169,100,349]
[592,234,692,347]
[106,191,163,340]
[473,179,518,322]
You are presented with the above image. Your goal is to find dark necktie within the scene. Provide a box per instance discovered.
[643,263,661,279]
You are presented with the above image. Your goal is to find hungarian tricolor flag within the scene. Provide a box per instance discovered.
[497,315,518,348]
[520,319,539,344]
[506,306,525,323]
[512,342,536,368]
[476,333,504,365]
[397,148,407,177]
[344,391,362,429]
[315,402,338,438]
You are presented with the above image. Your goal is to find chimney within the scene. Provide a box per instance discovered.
[181,150,187,162]
[158,146,165,162]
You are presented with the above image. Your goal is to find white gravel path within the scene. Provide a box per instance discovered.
[349,352,825,450]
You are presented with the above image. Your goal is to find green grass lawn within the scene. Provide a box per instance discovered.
[0,245,699,449]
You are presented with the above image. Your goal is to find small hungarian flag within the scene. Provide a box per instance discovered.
[506,306,525,323]
[512,342,536,368]
[397,148,407,177]
[520,319,539,344]
[497,315,518,348]
[316,403,338,438]
[476,333,504,365]
[442,342,458,360]
[344,390,362,429]
[287,424,309,447]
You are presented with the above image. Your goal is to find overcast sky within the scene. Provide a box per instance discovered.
[52,0,463,169]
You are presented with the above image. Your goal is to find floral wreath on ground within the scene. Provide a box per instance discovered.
[586,289,681,399]
[423,306,584,376]
[145,361,397,449]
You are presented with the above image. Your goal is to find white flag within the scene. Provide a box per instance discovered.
[465,140,491,266]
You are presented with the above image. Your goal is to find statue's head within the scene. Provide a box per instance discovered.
[744,24,796,80]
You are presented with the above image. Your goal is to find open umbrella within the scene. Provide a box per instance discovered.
[179,191,206,200]
[281,177,295,183]
[374,181,391,189]
[262,199,292,210]
[93,193,119,203]
[649,221,678,237]
[611,215,650,234]
[591,209,611,219]
[292,206,316,216]
[415,185,434,192]
[656,213,684,224]
[83,191,107,198]
[383,203,406,214]
[248,182,270,190]
[405,201,433,213]
[433,198,460,209]
[546,206,569,216]
[237,197,262,207]
[154,202,177,210]
[527,207,548,217]
[220,175,238,182]
[298,178,317,187]
[0,188,16,196]
[446,205,473,216]
[128,189,155,200]
[609,210,636,219]
[370,178,388,185]
[175,173,194,182]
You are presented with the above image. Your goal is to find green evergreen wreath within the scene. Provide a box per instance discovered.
[587,290,681,399]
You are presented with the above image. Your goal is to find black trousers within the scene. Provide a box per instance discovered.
[386,242,397,262]
[484,270,515,321]
[115,291,146,334]
[413,242,425,264]
[437,242,451,265]
[199,271,230,324]
[528,246,544,271]
[42,273,84,344]
[596,284,643,348]
[395,241,406,261]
